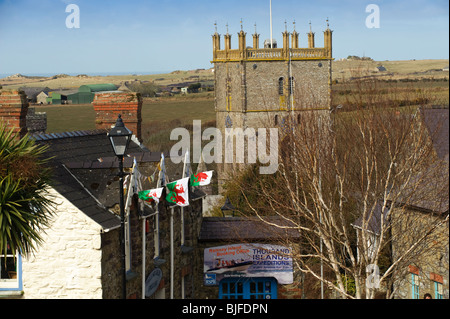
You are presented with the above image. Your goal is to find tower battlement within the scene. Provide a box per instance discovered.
[212,22,333,62]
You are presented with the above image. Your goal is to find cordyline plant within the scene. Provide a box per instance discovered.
[0,125,54,259]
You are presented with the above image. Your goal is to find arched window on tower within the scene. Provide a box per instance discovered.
[278,77,284,96]
[275,115,279,126]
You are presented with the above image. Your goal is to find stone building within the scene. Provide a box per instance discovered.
[212,21,333,189]
[391,108,449,299]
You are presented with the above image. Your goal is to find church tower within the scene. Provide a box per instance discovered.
[212,20,333,190]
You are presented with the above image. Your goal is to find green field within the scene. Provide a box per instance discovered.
[38,98,215,133]
[36,98,216,152]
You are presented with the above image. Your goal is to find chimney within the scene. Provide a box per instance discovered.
[0,90,29,138]
[93,91,142,142]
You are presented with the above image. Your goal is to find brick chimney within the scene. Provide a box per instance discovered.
[93,92,142,142]
[0,90,29,138]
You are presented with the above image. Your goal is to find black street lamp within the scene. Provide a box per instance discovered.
[108,115,132,299]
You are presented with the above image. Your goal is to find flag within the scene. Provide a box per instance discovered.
[190,171,213,187]
[139,188,164,204]
[125,158,142,213]
[166,177,190,207]
[159,153,166,187]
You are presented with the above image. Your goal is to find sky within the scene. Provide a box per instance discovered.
[0,0,448,76]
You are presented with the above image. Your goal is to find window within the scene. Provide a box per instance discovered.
[435,282,443,299]
[278,78,284,96]
[219,277,277,300]
[274,115,279,126]
[0,249,22,292]
[289,77,295,95]
[226,77,232,111]
[411,273,420,299]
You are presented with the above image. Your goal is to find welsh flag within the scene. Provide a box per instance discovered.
[138,188,164,204]
[166,177,190,207]
[190,171,213,187]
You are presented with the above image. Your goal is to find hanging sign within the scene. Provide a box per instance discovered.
[145,268,163,297]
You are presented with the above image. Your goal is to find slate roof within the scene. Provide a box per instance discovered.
[19,87,51,100]
[199,217,300,242]
[30,130,151,230]
[420,107,449,161]
[30,129,206,230]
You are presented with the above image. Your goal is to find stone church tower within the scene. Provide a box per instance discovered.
[212,20,333,190]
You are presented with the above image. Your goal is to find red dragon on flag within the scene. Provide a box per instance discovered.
[190,171,213,187]
[166,177,189,207]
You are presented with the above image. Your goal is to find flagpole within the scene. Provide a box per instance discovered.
[181,151,190,299]
[170,206,174,299]
[181,151,190,246]
[270,0,273,48]
[142,215,146,299]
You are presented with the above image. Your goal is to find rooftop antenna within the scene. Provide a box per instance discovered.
[240,18,243,31]
[270,0,273,48]
[214,21,218,33]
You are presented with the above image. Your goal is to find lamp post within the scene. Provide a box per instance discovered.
[107,115,132,299]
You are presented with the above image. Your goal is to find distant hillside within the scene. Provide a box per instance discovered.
[0,68,215,90]
[332,59,449,81]
[1,59,448,90]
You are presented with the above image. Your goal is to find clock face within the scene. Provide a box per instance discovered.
[225,115,233,128]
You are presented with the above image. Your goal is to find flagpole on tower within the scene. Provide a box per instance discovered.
[270,0,273,48]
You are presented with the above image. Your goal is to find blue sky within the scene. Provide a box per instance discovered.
[0,0,448,75]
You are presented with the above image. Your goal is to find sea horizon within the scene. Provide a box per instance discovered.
[0,71,171,79]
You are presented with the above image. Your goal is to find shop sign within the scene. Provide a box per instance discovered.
[204,244,293,284]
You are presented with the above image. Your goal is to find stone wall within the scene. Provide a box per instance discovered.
[391,207,449,299]
[21,187,104,299]
[122,195,205,300]
[215,60,331,113]
[26,108,47,134]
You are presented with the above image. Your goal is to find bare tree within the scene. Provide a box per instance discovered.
[224,75,449,299]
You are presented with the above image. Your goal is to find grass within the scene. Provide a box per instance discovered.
[332,78,449,107]
[37,98,215,134]
[37,104,96,133]
[36,97,216,153]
